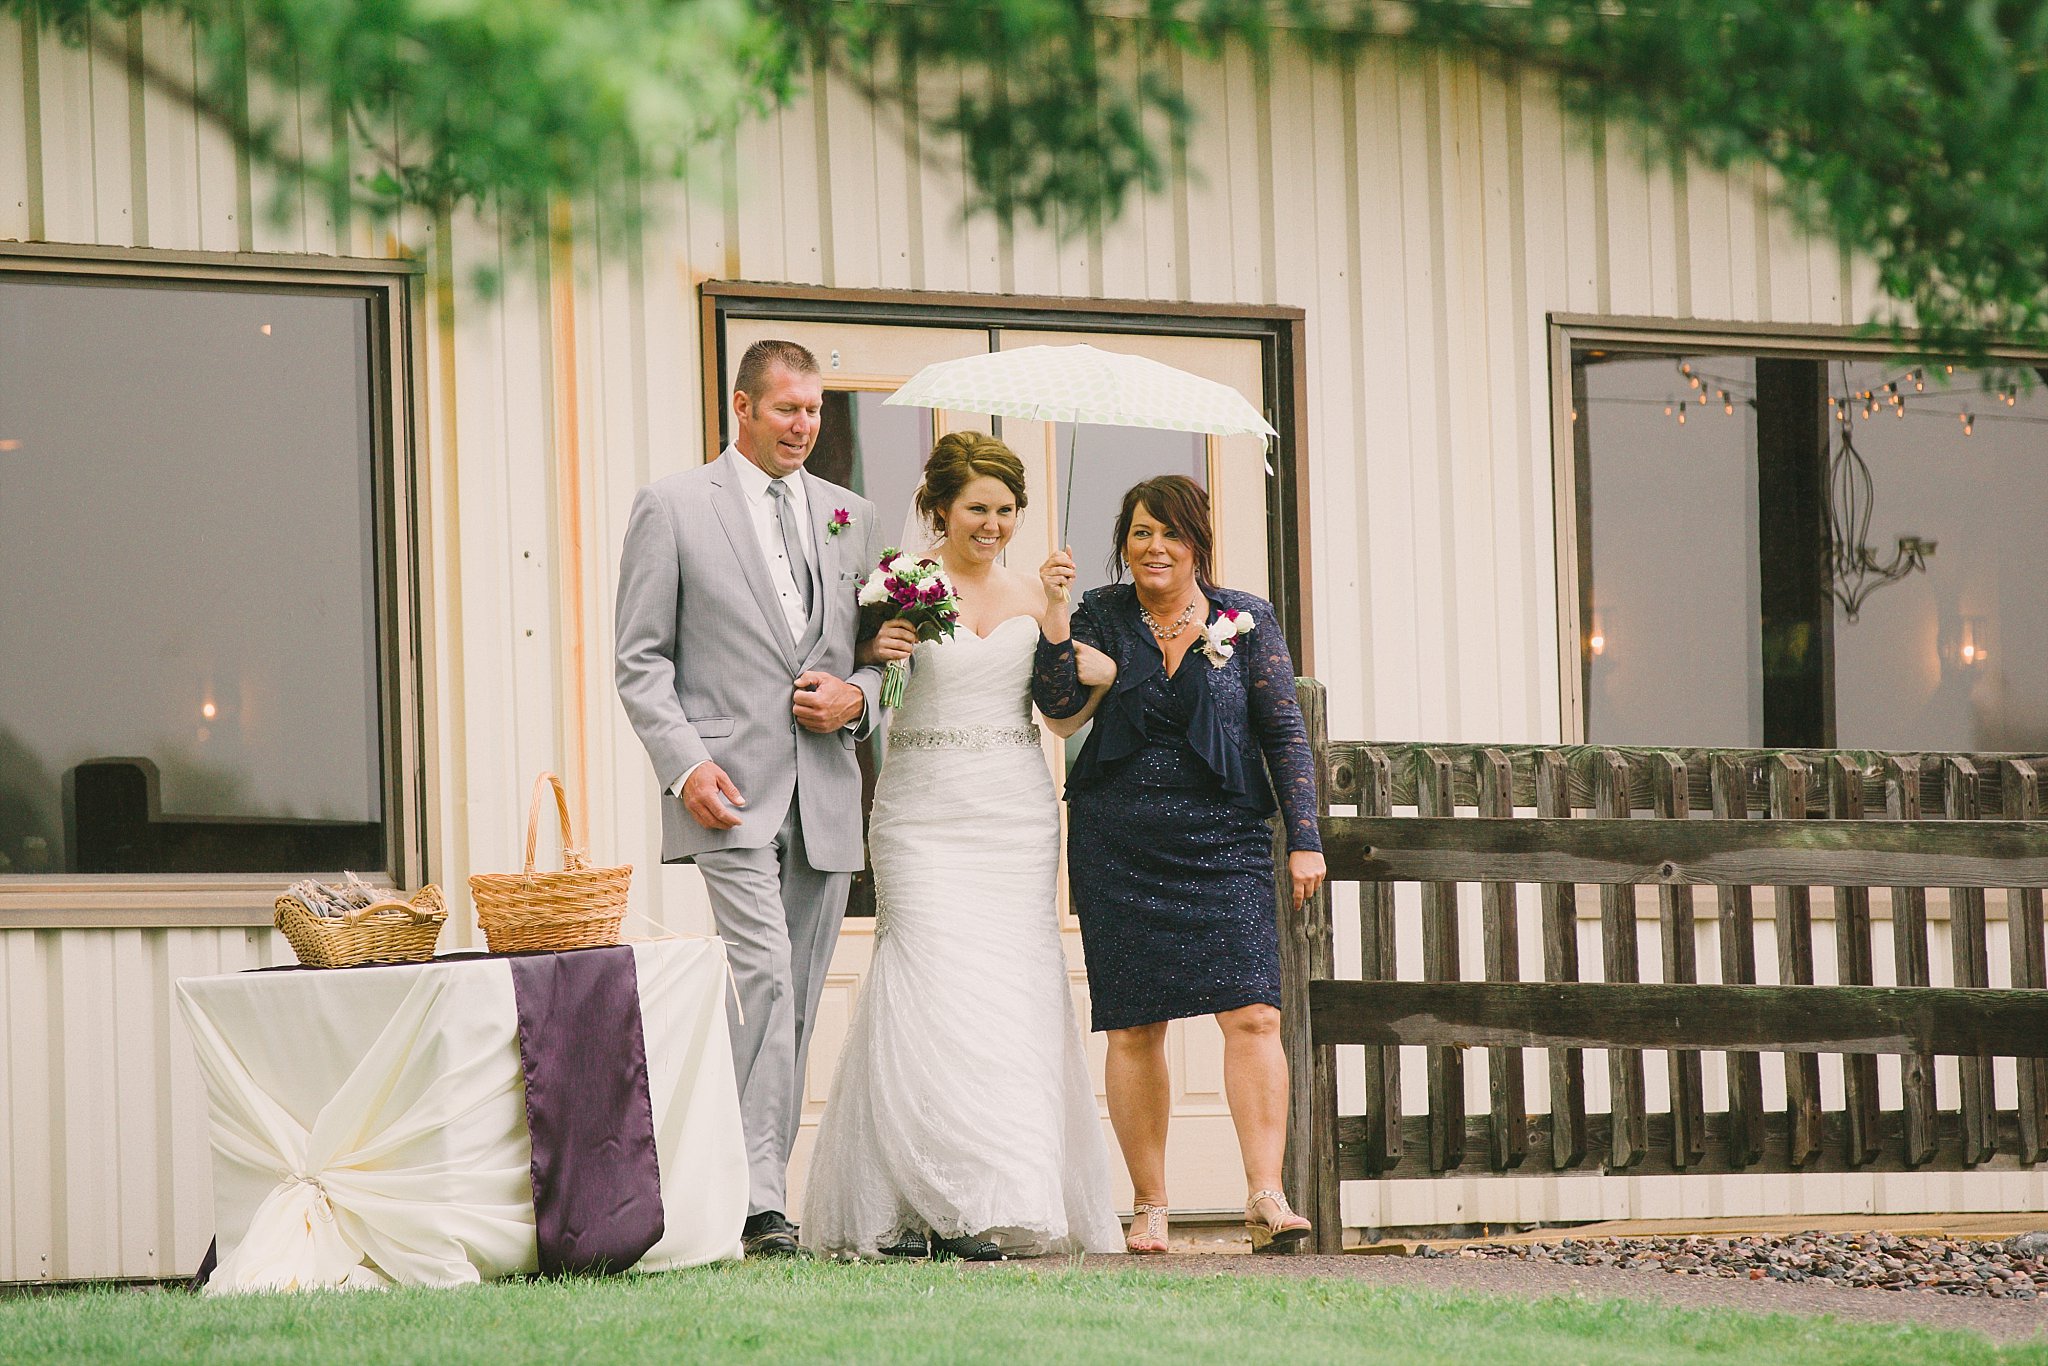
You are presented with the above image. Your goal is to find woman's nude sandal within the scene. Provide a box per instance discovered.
[1245,1189,1312,1254]
[1126,1203,1169,1255]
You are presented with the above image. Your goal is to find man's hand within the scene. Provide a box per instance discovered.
[793,671,865,732]
[682,761,746,831]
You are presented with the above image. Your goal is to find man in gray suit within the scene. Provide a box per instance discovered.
[615,339,883,1257]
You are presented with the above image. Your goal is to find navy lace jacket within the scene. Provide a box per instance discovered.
[1032,583,1323,854]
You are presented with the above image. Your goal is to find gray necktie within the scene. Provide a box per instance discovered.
[767,478,814,618]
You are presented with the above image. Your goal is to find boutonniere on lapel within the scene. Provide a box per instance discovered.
[827,508,853,537]
[1199,609,1255,668]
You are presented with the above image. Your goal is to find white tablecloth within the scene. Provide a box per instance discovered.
[176,937,746,1291]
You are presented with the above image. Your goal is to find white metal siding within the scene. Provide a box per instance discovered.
[1,21,2031,1279]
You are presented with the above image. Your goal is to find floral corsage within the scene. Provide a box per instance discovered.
[1200,609,1255,668]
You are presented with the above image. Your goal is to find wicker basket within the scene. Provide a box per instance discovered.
[275,884,447,968]
[470,772,632,954]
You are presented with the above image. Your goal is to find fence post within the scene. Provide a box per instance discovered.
[1278,679,1341,1252]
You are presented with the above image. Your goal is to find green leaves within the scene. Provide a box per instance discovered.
[14,0,2048,353]
[1382,0,2048,357]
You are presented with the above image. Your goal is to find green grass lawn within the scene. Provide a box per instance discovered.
[1,1261,2039,1365]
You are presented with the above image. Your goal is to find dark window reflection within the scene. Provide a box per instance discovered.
[0,277,388,875]
[1578,348,2048,752]
[812,388,935,916]
[1054,422,1208,595]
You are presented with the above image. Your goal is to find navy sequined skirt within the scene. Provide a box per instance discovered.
[1068,741,1282,1033]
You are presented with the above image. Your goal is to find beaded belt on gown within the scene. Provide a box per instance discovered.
[888,724,1042,752]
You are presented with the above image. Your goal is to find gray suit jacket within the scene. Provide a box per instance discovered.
[614,447,884,871]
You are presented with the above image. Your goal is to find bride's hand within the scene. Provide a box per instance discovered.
[1039,546,1078,607]
[1075,642,1118,688]
[857,618,918,666]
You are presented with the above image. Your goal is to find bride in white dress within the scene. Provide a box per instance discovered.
[802,432,1124,1260]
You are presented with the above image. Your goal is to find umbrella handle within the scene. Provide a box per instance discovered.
[1059,422,1079,549]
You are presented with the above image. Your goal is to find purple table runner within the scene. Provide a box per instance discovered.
[508,945,666,1276]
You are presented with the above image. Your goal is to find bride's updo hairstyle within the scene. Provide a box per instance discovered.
[916,431,1029,534]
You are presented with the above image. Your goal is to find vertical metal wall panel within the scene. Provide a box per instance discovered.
[8,21,2045,1277]
[0,926,285,1282]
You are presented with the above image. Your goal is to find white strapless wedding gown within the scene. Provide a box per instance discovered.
[802,615,1123,1258]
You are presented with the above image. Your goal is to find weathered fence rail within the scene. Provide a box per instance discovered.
[1272,681,2048,1255]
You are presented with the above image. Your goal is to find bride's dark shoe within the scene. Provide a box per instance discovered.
[929,1232,1005,1262]
[879,1229,931,1259]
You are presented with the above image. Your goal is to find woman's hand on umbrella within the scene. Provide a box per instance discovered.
[1040,546,1078,606]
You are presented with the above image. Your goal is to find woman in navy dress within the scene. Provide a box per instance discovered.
[1033,475,1326,1255]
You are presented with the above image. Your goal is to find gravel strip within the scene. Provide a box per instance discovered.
[1451,1230,2048,1299]
[975,1246,2048,1344]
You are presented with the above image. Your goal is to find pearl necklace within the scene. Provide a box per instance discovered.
[1138,595,1200,642]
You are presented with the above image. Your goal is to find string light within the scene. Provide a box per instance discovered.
[1638,356,2033,432]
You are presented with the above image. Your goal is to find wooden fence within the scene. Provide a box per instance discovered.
[1273,681,2048,1255]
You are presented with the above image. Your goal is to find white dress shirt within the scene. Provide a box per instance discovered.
[728,444,814,645]
[670,446,829,799]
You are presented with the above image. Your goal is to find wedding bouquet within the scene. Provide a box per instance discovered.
[857,548,962,707]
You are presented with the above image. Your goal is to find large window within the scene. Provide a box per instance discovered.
[1569,331,2048,751]
[0,260,416,881]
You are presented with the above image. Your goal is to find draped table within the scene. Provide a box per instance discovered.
[176,937,746,1292]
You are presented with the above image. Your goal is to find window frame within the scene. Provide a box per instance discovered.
[1548,313,2048,745]
[700,281,1314,673]
[0,242,428,929]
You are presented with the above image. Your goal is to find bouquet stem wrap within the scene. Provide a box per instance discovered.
[881,659,911,709]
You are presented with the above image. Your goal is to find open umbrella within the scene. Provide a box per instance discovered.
[882,343,1276,537]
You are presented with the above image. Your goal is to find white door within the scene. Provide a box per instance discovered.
[718,317,1274,1216]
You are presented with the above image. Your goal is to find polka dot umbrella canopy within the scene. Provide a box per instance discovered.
[883,343,1277,438]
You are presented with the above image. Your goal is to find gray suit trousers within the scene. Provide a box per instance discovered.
[693,790,848,1218]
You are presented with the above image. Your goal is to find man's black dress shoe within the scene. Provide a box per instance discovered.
[929,1232,1004,1262]
[742,1210,807,1258]
[879,1229,931,1259]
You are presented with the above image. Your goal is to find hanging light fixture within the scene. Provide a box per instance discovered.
[1827,366,1934,622]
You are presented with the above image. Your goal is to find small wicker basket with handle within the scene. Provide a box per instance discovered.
[470,772,632,954]
[275,884,446,968]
